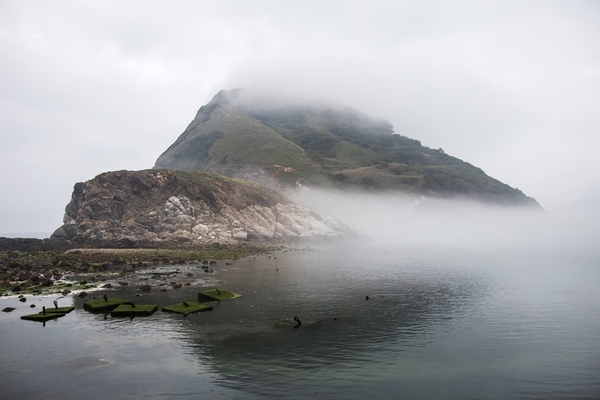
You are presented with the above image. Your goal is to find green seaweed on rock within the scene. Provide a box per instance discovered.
[83,297,128,313]
[197,288,241,302]
[44,306,75,314]
[111,303,158,317]
[161,301,213,316]
[21,312,65,322]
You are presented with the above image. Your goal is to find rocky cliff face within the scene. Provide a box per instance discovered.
[51,169,346,247]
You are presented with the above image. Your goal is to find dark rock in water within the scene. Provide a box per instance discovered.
[140,285,151,291]
[19,297,26,302]
[101,283,112,288]
[62,289,71,295]
[119,281,128,286]
[2,307,15,312]
[78,291,88,298]
[162,301,212,316]
[83,297,127,313]
[30,304,35,308]
[111,304,158,317]
[21,311,65,322]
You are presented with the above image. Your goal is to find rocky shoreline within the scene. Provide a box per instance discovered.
[0,242,282,298]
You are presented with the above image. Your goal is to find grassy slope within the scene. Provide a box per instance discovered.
[156,102,325,185]
[154,92,538,206]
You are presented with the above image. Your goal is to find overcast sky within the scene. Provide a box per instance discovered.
[1,0,599,234]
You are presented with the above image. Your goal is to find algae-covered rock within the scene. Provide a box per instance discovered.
[161,301,213,316]
[45,306,75,314]
[110,303,158,317]
[83,297,128,313]
[21,312,65,322]
[197,288,241,302]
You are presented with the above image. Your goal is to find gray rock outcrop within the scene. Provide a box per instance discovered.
[51,169,346,247]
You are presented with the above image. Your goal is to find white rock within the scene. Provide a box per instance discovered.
[233,231,248,240]
[192,224,209,234]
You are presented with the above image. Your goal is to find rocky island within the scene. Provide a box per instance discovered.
[1,89,541,290]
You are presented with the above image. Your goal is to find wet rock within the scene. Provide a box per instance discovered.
[62,289,71,295]
[101,283,112,288]
[38,278,53,287]
[140,285,151,291]
[17,271,32,281]
[19,297,26,302]
[78,291,88,298]
[118,281,128,286]
[2,307,15,312]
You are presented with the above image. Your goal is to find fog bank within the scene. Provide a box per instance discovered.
[292,189,599,254]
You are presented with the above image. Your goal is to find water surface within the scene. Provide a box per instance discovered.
[1,243,598,399]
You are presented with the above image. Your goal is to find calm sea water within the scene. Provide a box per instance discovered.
[1,243,599,399]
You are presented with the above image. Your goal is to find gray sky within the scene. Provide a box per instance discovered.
[1,0,599,233]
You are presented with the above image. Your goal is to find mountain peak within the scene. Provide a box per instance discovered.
[155,89,539,207]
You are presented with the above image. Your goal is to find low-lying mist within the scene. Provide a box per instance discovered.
[291,188,600,255]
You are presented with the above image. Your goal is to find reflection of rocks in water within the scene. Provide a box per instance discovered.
[59,357,115,374]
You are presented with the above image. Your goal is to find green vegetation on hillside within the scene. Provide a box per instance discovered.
[154,89,538,206]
